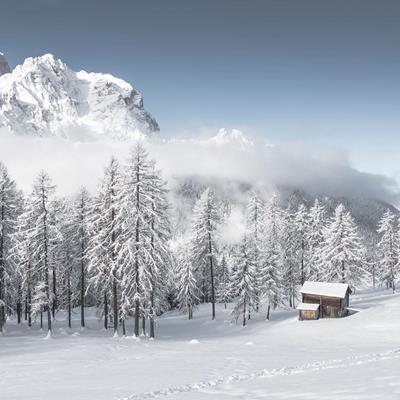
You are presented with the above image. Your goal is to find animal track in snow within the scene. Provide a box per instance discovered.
[120,348,400,400]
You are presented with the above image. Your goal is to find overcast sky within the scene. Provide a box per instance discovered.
[1,0,400,179]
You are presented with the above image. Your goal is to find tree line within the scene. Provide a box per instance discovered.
[0,144,398,336]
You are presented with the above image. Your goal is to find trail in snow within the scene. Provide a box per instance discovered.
[120,348,400,400]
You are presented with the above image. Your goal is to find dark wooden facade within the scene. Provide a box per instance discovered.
[302,293,350,318]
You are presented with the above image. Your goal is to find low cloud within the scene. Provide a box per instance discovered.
[0,128,398,207]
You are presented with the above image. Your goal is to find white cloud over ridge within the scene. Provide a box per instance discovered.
[0,128,398,206]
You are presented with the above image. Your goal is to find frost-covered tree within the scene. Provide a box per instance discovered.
[261,194,283,318]
[293,204,308,285]
[72,187,91,328]
[319,204,366,287]
[87,158,123,333]
[0,162,21,334]
[22,172,58,336]
[216,250,234,309]
[280,208,298,308]
[190,188,220,320]
[144,163,171,338]
[245,193,265,311]
[377,210,398,292]
[232,237,258,326]
[176,241,198,319]
[306,199,326,280]
[56,199,80,328]
[119,144,171,337]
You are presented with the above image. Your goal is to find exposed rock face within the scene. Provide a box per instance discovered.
[0,52,11,76]
[0,54,159,139]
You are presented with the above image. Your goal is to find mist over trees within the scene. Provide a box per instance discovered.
[0,145,397,336]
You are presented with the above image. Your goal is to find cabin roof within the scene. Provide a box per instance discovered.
[296,302,320,311]
[300,281,350,299]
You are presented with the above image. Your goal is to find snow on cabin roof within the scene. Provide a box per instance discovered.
[296,302,320,311]
[300,281,350,299]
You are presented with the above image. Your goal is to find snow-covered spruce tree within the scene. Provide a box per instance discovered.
[0,162,21,334]
[190,188,221,320]
[377,210,398,292]
[231,236,258,326]
[143,163,171,338]
[12,200,35,327]
[176,240,198,319]
[119,144,171,337]
[306,199,326,280]
[23,171,58,336]
[245,193,265,311]
[280,208,298,308]
[87,157,123,333]
[261,194,284,319]
[319,204,366,287]
[216,250,234,309]
[47,197,65,320]
[73,188,91,328]
[56,199,80,328]
[293,204,308,285]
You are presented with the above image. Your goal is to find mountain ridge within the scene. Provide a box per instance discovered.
[0,53,159,139]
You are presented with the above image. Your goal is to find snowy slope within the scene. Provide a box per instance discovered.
[1,288,399,400]
[0,53,159,139]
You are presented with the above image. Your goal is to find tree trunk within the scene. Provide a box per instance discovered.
[52,264,57,319]
[142,315,146,336]
[27,289,32,327]
[266,303,271,320]
[122,319,126,336]
[17,301,21,324]
[24,297,28,321]
[104,291,108,330]
[208,231,216,320]
[80,257,85,328]
[242,296,247,327]
[67,274,72,329]
[112,275,118,334]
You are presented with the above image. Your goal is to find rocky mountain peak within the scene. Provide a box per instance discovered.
[0,53,159,140]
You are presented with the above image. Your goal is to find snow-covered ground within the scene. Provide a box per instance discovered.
[1,289,399,400]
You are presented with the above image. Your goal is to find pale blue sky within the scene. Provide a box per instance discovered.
[1,0,399,178]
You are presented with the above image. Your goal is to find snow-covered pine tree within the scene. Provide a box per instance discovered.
[72,187,91,328]
[261,194,284,319]
[280,208,298,308]
[306,199,326,280]
[87,157,123,333]
[0,162,21,334]
[377,210,398,292]
[56,198,80,328]
[245,193,265,311]
[293,204,308,285]
[176,240,198,319]
[190,188,221,320]
[23,171,58,336]
[319,204,366,287]
[231,236,258,326]
[216,250,234,309]
[118,144,170,337]
[144,163,171,338]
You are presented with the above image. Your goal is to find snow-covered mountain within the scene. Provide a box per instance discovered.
[0,53,159,139]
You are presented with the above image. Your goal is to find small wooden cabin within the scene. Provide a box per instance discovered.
[297,281,351,320]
